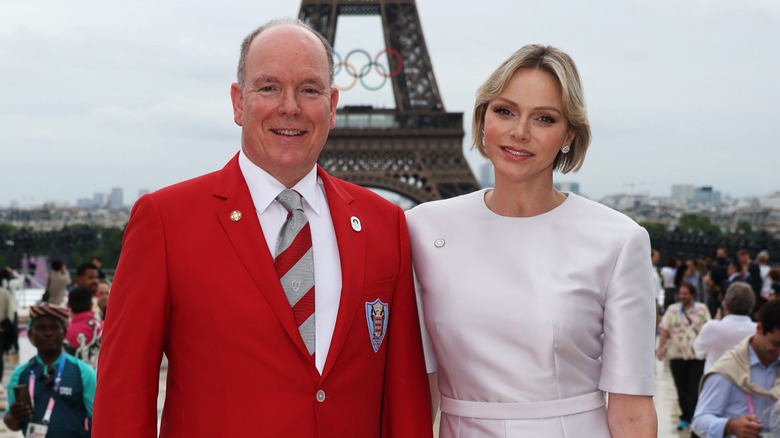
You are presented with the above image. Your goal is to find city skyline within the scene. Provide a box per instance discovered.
[2,0,779,206]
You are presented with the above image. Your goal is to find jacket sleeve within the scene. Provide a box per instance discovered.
[381,208,433,438]
[92,195,170,437]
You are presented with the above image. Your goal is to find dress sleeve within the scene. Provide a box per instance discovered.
[599,226,656,395]
[413,270,438,373]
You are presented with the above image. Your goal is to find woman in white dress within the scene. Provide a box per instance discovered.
[407,45,657,437]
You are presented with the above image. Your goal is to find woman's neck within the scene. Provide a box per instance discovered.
[486,179,566,217]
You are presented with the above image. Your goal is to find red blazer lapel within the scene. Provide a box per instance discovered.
[213,155,311,357]
[318,166,367,378]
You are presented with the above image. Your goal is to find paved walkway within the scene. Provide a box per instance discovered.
[0,334,689,437]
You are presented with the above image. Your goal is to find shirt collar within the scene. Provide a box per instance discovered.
[748,342,780,370]
[238,150,323,216]
[722,314,753,323]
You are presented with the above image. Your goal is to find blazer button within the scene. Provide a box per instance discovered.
[316,390,326,403]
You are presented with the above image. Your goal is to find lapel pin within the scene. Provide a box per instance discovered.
[434,238,445,248]
[350,216,362,232]
[230,210,242,222]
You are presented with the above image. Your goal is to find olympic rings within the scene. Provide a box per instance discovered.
[344,49,373,78]
[332,48,403,91]
[334,62,359,91]
[375,48,402,78]
[360,62,387,91]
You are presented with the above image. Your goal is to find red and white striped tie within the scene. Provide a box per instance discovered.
[274,189,315,357]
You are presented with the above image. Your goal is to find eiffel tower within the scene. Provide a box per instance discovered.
[299,0,480,204]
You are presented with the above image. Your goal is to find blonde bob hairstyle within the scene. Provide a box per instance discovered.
[472,44,591,174]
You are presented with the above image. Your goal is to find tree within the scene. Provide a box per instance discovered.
[677,213,720,235]
[640,222,667,233]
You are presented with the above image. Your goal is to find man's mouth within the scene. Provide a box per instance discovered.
[271,129,304,136]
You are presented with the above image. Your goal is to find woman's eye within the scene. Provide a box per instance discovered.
[492,107,512,116]
[538,115,556,124]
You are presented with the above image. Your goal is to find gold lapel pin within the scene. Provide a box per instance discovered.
[230,210,242,222]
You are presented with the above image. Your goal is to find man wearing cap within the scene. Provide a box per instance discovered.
[4,304,96,437]
[93,17,430,438]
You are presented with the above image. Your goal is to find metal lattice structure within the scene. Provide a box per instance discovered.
[299,0,480,204]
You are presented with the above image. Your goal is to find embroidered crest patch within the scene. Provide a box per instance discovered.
[365,299,389,353]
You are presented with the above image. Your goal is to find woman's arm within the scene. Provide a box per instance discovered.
[607,393,657,438]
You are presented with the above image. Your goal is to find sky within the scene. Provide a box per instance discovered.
[2,0,779,207]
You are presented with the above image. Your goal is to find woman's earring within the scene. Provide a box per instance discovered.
[561,145,571,154]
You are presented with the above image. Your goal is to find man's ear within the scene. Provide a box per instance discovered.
[230,83,244,126]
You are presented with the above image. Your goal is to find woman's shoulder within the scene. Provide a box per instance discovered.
[406,189,486,223]
[565,193,643,231]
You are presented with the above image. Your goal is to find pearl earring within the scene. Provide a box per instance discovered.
[561,145,571,154]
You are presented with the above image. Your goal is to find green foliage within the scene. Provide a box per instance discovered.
[640,222,668,233]
[0,224,18,233]
[726,221,757,237]
[0,224,125,270]
[677,213,721,235]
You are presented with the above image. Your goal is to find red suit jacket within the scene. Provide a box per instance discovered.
[93,156,432,437]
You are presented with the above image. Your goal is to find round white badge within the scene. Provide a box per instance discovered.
[350,216,362,232]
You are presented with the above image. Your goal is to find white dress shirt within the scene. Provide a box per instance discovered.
[694,314,757,372]
[238,151,341,374]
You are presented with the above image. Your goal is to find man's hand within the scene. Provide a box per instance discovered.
[3,400,33,431]
[726,415,762,438]
[8,400,32,422]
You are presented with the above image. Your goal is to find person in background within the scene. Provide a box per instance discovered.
[95,280,109,320]
[65,286,103,368]
[74,263,99,296]
[756,251,771,300]
[657,282,711,430]
[408,44,657,437]
[692,299,780,438]
[45,259,70,307]
[0,269,16,391]
[3,305,95,437]
[661,256,679,312]
[693,282,756,372]
[737,249,762,302]
[90,257,106,280]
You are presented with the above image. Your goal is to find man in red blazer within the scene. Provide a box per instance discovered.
[92,18,432,437]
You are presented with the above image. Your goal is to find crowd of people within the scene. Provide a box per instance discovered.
[0,259,108,437]
[654,247,780,437]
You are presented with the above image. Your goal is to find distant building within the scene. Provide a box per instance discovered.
[108,187,123,209]
[77,193,105,208]
[692,186,721,206]
[554,182,580,196]
[761,192,780,210]
[671,184,695,205]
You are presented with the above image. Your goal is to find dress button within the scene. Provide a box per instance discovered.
[316,390,326,403]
